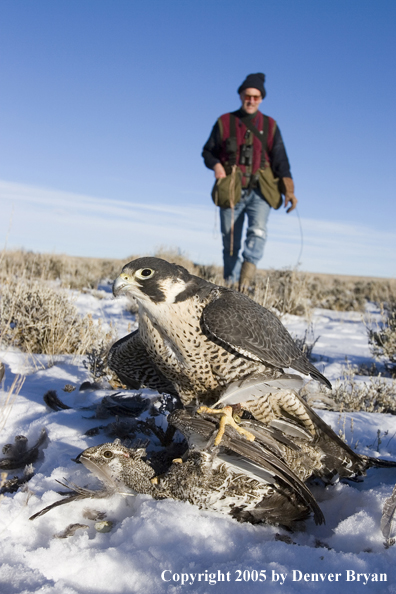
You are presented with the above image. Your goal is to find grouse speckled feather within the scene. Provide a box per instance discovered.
[77,410,325,527]
[28,402,396,524]
[70,410,396,526]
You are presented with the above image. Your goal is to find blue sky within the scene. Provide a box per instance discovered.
[0,0,395,277]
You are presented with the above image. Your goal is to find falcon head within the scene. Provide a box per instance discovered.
[113,257,193,305]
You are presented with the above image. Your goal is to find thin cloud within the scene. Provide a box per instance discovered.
[0,180,394,277]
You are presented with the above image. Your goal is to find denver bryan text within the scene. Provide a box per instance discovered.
[292,570,387,585]
[161,569,387,586]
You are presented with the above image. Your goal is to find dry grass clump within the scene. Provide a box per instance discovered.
[305,277,366,311]
[82,347,125,388]
[0,250,127,290]
[304,275,396,312]
[253,269,309,316]
[303,365,396,414]
[0,374,25,433]
[0,280,111,355]
[367,303,396,377]
[293,327,320,361]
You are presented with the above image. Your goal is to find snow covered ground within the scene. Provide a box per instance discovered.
[1,288,396,594]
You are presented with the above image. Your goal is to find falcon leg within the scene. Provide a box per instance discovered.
[243,391,316,436]
[197,405,255,446]
[273,392,315,436]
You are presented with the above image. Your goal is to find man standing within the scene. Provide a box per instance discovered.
[202,73,297,290]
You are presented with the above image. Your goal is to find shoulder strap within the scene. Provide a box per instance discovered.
[230,112,236,138]
[260,115,269,167]
[226,113,237,166]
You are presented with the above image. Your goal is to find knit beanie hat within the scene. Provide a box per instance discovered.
[237,73,266,98]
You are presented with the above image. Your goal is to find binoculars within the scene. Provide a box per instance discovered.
[225,137,253,167]
[239,143,253,166]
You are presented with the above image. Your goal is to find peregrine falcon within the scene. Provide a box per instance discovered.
[108,257,335,447]
[109,256,330,406]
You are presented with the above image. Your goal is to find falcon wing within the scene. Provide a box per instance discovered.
[108,330,177,394]
[202,290,331,389]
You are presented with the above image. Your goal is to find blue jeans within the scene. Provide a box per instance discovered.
[220,187,271,282]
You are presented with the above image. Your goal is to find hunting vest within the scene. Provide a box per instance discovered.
[217,110,277,188]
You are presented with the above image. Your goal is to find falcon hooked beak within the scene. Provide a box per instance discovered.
[113,272,142,298]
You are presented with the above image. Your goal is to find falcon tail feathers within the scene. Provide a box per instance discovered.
[309,368,332,390]
[291,356,332,390]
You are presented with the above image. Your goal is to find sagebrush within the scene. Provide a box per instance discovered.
[0,281,111,355]
[367,304,396,377]
[0,249,127,290]
[302,365,396,414]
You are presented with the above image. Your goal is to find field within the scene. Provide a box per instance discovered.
[1,249,396,594]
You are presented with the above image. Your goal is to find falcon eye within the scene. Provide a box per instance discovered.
[103,450,113,459]
[136,268,154,279]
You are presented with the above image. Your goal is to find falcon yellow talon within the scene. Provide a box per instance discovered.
[197,406,214,415]
[151,471,168,484]
[172,458,183,464]
[197,405,255,445]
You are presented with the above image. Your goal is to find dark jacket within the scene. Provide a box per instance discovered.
[202,109,292,180]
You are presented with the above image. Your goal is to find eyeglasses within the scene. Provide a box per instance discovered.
[244,94,261,102]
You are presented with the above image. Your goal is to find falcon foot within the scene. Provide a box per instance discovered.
[197,405,255,446]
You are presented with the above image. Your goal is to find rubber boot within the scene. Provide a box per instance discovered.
[238,261,256,292]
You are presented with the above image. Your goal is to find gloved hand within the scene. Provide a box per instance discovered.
[282,177,298,213]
